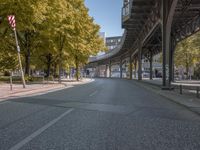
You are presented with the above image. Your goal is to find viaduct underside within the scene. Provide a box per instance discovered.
[87,0,200,88]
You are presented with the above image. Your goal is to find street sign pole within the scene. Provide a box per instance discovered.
[13,28,26,88]
[8,15,26,88]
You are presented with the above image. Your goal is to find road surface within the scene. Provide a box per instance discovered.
[0,78,200,150]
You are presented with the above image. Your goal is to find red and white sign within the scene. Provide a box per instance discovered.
[8,15,16,30]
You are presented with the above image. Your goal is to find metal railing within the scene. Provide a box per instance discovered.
[88,30,127,63]
[122,0,132,22]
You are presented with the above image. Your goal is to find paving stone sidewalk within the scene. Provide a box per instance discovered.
[0,78,93,101]
[132,79,200,115]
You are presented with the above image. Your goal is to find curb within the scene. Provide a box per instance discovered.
[131,80,200,116]
[0,85,69,102]
[0,79,94,103]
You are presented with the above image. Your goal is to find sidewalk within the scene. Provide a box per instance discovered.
[142,78,200,86]
[0,78,94,101]
[132,79,200,115]
[142,78,200,96]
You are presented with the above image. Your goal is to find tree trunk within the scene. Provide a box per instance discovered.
[46,53,52,77]
[134,60,137,78]
[24,32,31,76]
[58,52,62,83]
[53,63,57,78]
[75,56,79,81]
[186,62,189,79]
[58,33,65,83]
[25,50,30,76]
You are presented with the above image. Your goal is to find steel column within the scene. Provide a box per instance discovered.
[96,66,100,77]
[129,55,133,80]
[149,51,153,80]
[120,59,123,79]
[161,0,178,88]
[138,42,142,81]
[109,60,112,78]
[169,36,176,82]
[105,65,108,78]
[134,59,137,79]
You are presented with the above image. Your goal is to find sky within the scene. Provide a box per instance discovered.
[84,0,124,37]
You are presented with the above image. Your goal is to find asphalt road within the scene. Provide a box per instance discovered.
[0,78,200,150]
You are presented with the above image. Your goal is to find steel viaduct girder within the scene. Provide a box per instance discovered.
[87,0,200,88]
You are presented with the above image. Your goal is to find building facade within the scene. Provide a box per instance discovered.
[106,36,122,50]
[142,53,162,78]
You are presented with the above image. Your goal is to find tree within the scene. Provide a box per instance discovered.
[0,0,104,81]
[174,31,200,77]
[0,42,18,72]
[0,0,48,76]
[0,27,18,71]
[69,0,106,80]
[43,0,75,82]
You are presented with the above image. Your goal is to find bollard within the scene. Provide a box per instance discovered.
[197,87,199,98]
[180,84,182,94]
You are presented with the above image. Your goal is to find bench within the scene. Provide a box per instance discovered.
[171,82,200,98]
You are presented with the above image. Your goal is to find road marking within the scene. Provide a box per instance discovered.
[9,108,74,150]
[89,90,98,97]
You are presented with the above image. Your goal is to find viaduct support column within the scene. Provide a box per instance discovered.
[95,66,98,77]
[97,66,100,78]
[138,42,142,81]
[134,59,137,79]
[120,58,123,79]
[170,36,176,82]
[105,65,108,78]
[106,65,109,78]
[129,55,133,80]
[109,60,112,78]
[161,0,178,88]
[150,51,153,80]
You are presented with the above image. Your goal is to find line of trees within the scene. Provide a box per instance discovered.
[174,31,200,79]
[0,0,106,81]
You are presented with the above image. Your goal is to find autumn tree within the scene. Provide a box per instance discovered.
[43,0,75,82]
[70,0,106,80]
[0,36,18,71]
[0,0,104,81]
[175,31,200,77]
[0,0,48,76]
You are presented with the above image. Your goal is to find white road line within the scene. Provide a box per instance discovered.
[89,90,98,97]
[9,108,74,150]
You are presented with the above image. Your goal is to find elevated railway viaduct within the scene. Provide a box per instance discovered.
[87,0,200,88]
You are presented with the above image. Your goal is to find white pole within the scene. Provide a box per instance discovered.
[13,29,26,88]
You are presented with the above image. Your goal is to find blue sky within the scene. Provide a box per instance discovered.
[84,0,124,37]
